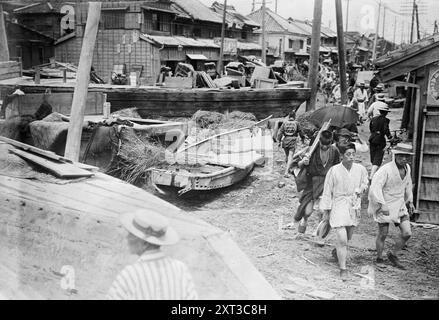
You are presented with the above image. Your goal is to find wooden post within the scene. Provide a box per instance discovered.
[0,4,9,62]
[335,0,348,105]
[372,1,381,61]
[261,0,267,65]
[35,66,41,84]
[63,68,67,83]
[217,0,227,76]
[64,2,101,162]
[307,0,323,111]
[345,0,350,32]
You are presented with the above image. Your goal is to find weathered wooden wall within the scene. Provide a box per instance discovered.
[0,61,21,81]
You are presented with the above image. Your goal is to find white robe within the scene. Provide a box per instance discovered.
[353,88,369,117]
[368,161,413,224]
[320,163,369,228]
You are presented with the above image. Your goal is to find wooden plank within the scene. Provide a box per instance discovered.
[9,149,94,178]
[0,136,98,171]
[65,2,102,162]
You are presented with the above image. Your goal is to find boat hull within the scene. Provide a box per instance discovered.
[151,163,254,195]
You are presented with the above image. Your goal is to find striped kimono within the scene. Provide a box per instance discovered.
[107,250,198,300]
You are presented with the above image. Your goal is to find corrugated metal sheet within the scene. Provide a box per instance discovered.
[172,0,223,24]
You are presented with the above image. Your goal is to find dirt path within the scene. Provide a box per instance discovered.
[148,107,439,300]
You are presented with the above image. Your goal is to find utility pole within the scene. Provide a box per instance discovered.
[307,0,323,111]
[410,0,415,43]
[393,17,397,50]
[372,1,381,61]
[217,0,227,76]
[275,0,278,14]
[65,2,101,161]
[345,0,350,32]
[434,20,438,34]
[251,0,255,13]
[335,0,347,105]
[261,0,267,65]
[0,4,9,61]
[415,3,420,41]
[382,6,386,38]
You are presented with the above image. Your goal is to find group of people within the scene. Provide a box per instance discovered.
[277,110,414,279]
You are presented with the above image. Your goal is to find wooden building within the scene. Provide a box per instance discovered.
[376,34,439,224]
[7,0,261,83]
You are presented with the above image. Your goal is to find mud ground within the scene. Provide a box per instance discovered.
[149,100,439,300]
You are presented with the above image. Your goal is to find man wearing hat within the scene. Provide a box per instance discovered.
[368,143,415,269]
[293,130,340,233]
[107,210,198,300]
[334,128,369,154]
[367,92,387,119]
[353,82,369,121]
[369,104,392,180]
[320,143,369,279]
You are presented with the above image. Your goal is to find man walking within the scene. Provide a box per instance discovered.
[353,81,369,121]
[293,130,340,233]
[107,210,198,300]
[320,143,369,279]
[367,93,387,119]
[368,143,415,270]
[368,104,392,180]
[277,110,303,176]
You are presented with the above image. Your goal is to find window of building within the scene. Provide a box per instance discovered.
[241,30,247,39]
[145,11,171,32]
[289,39,293,49]
[102,11,125,29]
[299,40,304,49]
[193,28,201,37]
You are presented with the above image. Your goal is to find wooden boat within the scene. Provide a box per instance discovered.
[150,117,271,195]
[0,77,311,119]
[0,141,279,299]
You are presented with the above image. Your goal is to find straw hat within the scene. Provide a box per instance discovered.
[376,103,390,112]
[316,220,331,239]
[120,210,179,246]
[392,143,414,155]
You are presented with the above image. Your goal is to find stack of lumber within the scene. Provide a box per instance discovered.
[197,71,216,88]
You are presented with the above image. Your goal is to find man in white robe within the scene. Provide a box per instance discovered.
[368,143,415,269]
[320,143,369,279]
[353,82,369,121]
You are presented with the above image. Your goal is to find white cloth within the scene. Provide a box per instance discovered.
[367,101,387,118]
[353,141,369,153]
[368,161,413,224]
[353,88,369,117]
[320,163,369,228]
[107,250,198,300]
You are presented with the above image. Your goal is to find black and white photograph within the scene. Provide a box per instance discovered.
[0,0,438,305]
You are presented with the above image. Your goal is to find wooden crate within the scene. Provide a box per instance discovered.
[254,78,278,89]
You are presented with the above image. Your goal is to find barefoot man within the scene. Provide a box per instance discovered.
[368,143,415,269]
[320,143,369,279]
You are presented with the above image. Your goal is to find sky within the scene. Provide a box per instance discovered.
[199,0,439,44]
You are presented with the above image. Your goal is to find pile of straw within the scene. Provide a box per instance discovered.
[107,127,167,185]
[192,110,225,129]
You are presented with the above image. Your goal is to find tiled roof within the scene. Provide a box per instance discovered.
[211,1,260,29]
[248,8,309,36]
[172,0,223,24]
[141,34,220,48]
[375,34,439,67]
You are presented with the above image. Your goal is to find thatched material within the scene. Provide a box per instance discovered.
[107,127,168,185]
[110,107,141,118]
